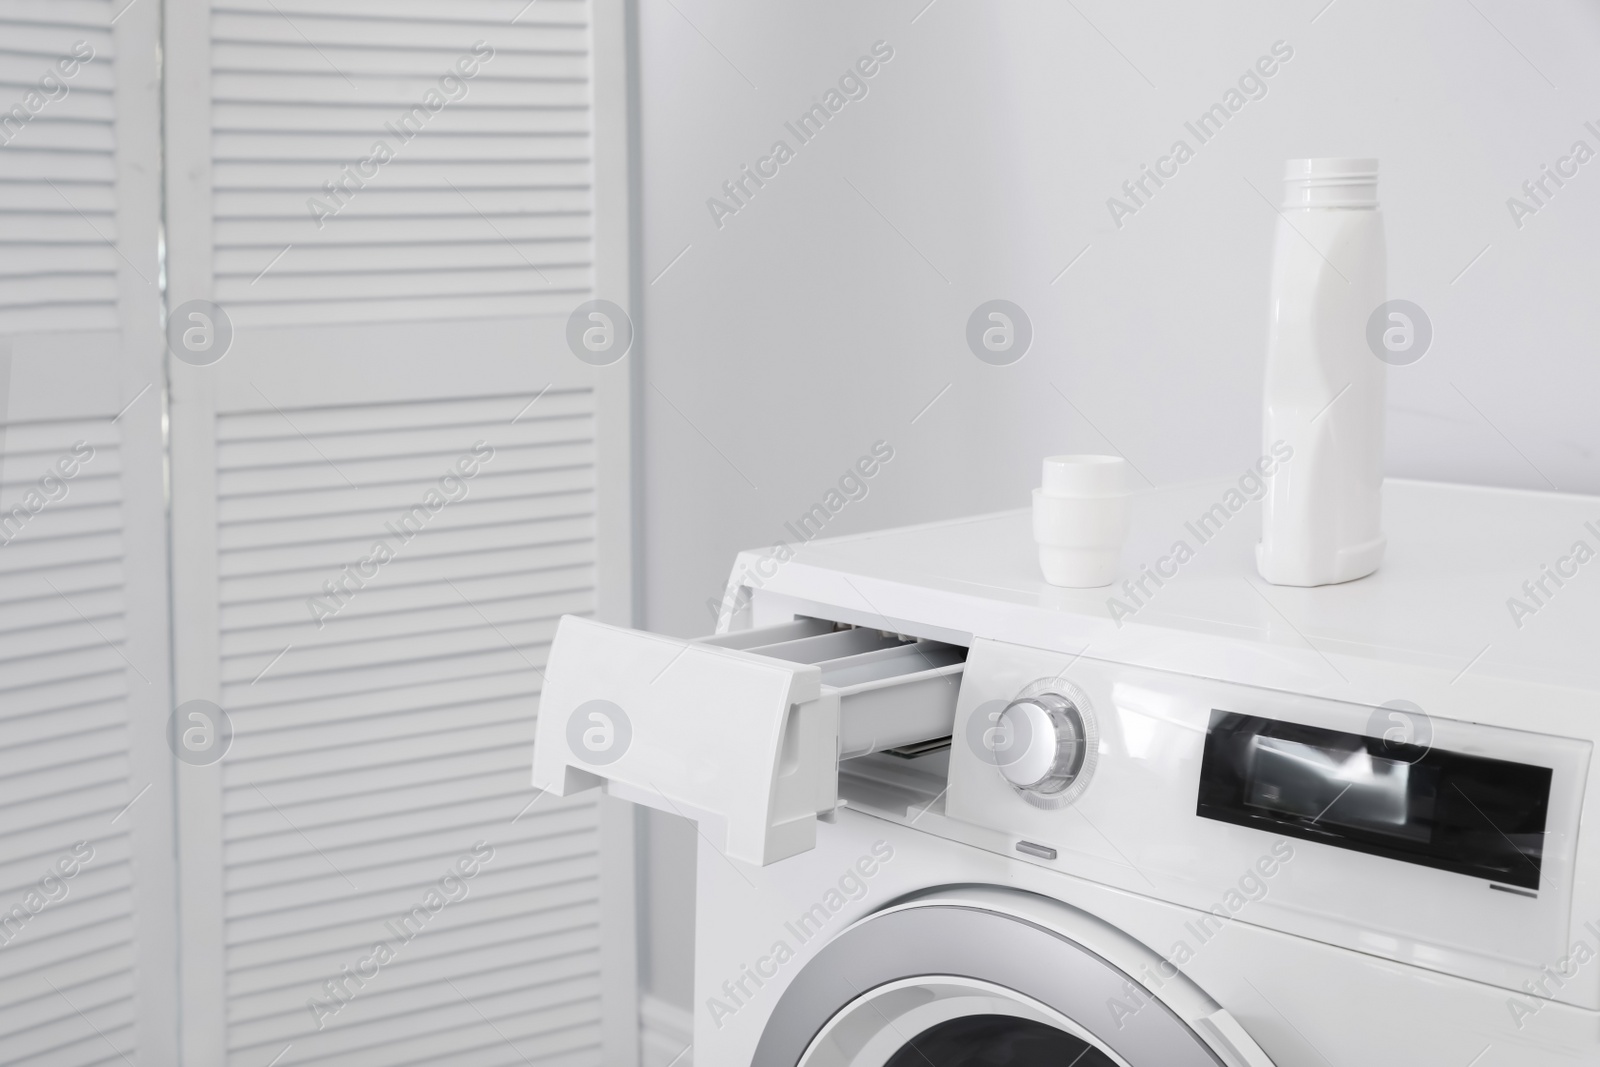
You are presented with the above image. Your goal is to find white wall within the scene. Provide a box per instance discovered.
[633,0,1600,1010]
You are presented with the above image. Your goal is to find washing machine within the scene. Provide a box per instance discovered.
[534,479,1600,1066]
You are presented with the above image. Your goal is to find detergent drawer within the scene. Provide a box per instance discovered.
[532,615,964,865]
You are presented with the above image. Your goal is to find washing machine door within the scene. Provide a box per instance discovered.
[753,888,1275,1067]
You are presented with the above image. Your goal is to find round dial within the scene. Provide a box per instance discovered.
[988,683,1097,808]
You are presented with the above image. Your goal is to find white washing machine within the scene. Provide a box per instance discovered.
[535,480,1600,1066]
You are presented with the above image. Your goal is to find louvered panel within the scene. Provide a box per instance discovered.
[0,544,122,621]
[216,390,593,439]
[211,444,594,502]
[237,265,591,309]
[220,540,595,611]
[213,205,590,244]
[222,833,598,940]
[221,747,528,812]
[0,0,118,335]
[212,236,591,276]
[218,480,594,550]
[223,503,592,566]
[212,392,601,1066]
[223,795,594,881]
[230,933,603,1039]
[225,694,538,806]
[0,751,126,828]
[222,563,591,632]
[227,866,599,993]
[0,696,121,750]
[224,617,565,685]
[228,762,531,824]
[0,953,136,1063]
[241,1005,601,1067]
[0,564,121,634]
[217,516,594,578]
[225,603,586,676]
[208,43,589,78]
[0,409,142,1065]
[209,0,596,326]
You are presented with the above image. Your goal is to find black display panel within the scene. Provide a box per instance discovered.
[1197,711,1551,889]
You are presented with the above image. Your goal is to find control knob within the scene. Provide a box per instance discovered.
[990,689,1096,807]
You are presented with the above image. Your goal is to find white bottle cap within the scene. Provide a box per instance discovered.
[1040,454,1129,497]
[1283,157,1378,209]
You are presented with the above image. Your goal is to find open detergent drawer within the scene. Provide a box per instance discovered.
[532,615,965,865]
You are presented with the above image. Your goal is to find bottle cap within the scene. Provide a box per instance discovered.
[1040,454,1129,498]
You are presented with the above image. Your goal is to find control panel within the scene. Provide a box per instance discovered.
[944,638,1594,1004]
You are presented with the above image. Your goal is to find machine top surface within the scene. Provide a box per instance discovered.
[732,479,1600,696]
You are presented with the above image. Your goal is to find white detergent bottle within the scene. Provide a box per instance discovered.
[1257,157,1387,587]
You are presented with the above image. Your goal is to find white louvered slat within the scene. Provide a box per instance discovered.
[209,0,596,327]
[0,413,141,1066]
[209,391,602,1066]
[0,1,118,335]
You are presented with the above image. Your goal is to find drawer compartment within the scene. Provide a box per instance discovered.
[705,622,965,756]
[533,615,965,865]
[832,650,964,757]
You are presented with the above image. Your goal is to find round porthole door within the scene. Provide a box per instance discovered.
[753,888,1276,1067]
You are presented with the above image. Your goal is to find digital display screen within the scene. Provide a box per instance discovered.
[1197,712,1551,889]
